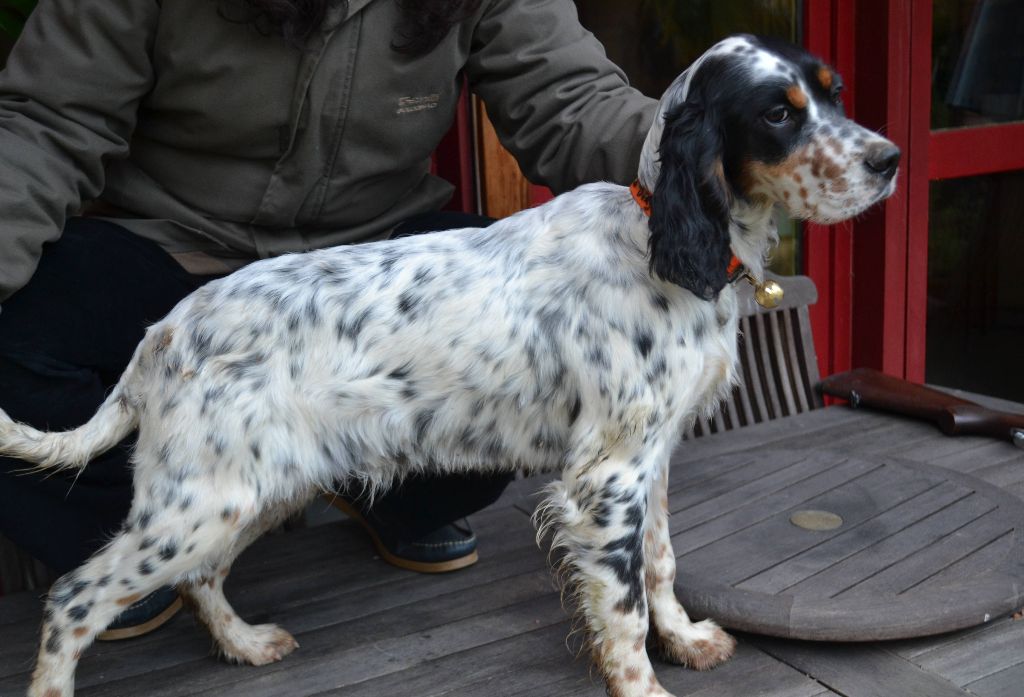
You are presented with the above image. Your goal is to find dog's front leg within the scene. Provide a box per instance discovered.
[541,458,672,697]
[643,457,735,670]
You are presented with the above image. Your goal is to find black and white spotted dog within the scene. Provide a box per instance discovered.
[3,36,897,697]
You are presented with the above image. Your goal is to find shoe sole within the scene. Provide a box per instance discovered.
[96,595,183,641]
[326,496,479,574]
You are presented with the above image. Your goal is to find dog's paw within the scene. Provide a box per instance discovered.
[653,619,735,671]
[600,653,677,697]
[605,670,675,697]
[219,623,299,666]
[28,685,71,697]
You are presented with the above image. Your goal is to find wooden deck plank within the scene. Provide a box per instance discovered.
[907,617,1024,686]
[751,638,971,697]
[887,616,1011,659]
[341,635,839,697]
[0,518,362,642]
[861,601,1024,694]
[966,662,1024,697]
[657,642,838,697]
[60,578,563,697]
[0,523,390,667]
[181,593,567,697]
[0,504,552,695]
[0,505,544,679]
[319,623,588,697]
[504,674,608,697]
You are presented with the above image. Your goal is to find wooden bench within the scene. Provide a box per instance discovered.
[689,274,822,437]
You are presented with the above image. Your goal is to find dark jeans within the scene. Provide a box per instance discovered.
[0,213,510,576]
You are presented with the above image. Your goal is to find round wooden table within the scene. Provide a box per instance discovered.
[670,447,1024,640]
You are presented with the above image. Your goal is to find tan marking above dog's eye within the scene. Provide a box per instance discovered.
[818,66,833,89]
[786,85,808,109]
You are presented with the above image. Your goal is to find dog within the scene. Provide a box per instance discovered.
[3,35,897,697]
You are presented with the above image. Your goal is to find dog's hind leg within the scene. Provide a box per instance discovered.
[643,457,735,670]
[179,504,300,665]
[541,456,672,697]
[28,497,235,697]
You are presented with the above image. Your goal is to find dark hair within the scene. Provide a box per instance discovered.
[647,96,732,300]
[227,0,480,53]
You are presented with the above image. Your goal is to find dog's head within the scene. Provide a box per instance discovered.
[638,35,899,299]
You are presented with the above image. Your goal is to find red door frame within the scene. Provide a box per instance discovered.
[803,0,938,382]
[846,0,926,380]
[820,0,1024,382]
[803,0,858,381]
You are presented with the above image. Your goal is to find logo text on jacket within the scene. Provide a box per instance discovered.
[397,94,441,115]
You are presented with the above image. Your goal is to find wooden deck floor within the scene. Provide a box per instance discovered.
[1,405,1022,696]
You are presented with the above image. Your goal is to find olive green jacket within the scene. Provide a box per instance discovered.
[0,0,656,299]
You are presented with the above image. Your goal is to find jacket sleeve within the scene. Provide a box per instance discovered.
[465,0,658,193]
[0,0,158,301]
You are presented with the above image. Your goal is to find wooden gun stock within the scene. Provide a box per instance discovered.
[820,368,1024,447]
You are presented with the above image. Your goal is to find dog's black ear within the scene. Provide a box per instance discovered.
[647,99,732,300]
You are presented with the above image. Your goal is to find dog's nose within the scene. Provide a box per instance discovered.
[864,143,901,180]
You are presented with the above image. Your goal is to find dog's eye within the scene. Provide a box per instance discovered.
[831,85,844,105]
[763,106,791,125]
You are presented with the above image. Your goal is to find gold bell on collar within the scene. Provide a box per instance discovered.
[753,278,784,309]
[728,257,785,310]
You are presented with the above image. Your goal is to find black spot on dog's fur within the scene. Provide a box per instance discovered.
[45,629,62,654]
[67,604,90,622]
[159,542,178,562]
[599,526,646,615]
[634,330,653,359]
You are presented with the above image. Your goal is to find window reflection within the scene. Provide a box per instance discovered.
[574,0,803,274]
[932,0,1024,129]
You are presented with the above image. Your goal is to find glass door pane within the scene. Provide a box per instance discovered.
[926,172,1024,401]
[573,0,803,274]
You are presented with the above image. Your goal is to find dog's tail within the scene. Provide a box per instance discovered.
[0,334,151,474]
[0,386,139,473]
